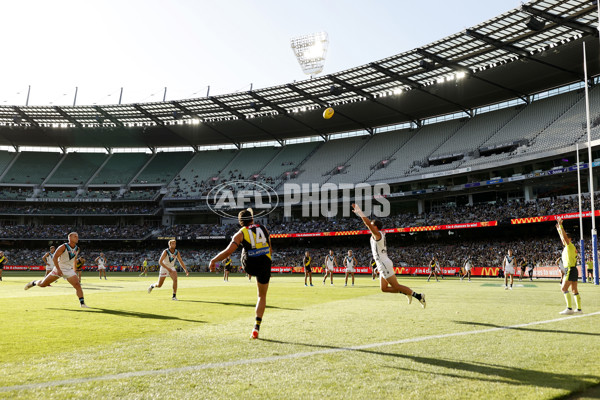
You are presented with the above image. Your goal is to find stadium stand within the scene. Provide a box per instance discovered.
[132,151,194,184]
[91,153,152,185]
[260,142,320,182]
[0,151,17,179]
[168,150,238,197]
[46,152,108,185]
[0,152,62,184]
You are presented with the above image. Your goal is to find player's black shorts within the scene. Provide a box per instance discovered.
[588,268,593,274]
[243,259,271,284]
[305,266,312,273]
[225,265,232,272]
[565,266,579,282]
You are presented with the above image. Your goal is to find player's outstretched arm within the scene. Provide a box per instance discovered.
[556,217,568,246]
[352,203,381,240]
[209,231,242,272]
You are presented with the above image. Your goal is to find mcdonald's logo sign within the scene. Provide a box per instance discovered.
[480,267,499,276]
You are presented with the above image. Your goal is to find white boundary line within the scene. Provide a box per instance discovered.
[2,311,598,393]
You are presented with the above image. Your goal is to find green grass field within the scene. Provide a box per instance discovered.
[0,272,598,399]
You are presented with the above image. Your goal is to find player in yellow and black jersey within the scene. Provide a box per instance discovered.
[210,208,272,339]
[427,257,439,282]
[223,257,232,282]
[0,251,6,281]
[75,256,85,283]
[303,251,313,286]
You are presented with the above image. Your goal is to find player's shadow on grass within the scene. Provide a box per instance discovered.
[177,300,300,311]
[48,307,205,324]
[261,339,598,391]
[453,320,600,337]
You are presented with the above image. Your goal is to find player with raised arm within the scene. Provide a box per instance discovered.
[95,252,107,280]
[323,250,337,285]
[556,217,582,314]
[503,249,516,290]
[42,246,55,278]
[24,232,88,308]
[148,240,189,300]
[303,251,313,286]
[209,208,272,339]
[352,203,425,307]
[344,250,357,287]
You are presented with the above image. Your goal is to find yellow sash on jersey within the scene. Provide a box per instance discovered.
[242,226,271,259]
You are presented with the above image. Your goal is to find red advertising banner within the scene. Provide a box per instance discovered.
[4,266,44,271]
[269,221,498,239]
[272,266,507,277]
[512,210,600,225]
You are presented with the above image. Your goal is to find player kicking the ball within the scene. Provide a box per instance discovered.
[24,232,88,308]
[209,208,272,339]
[148,240,189,300]
[352,203,425,308]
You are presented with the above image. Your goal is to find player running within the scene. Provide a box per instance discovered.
[323,250,337,285]
[24,232,88,308]
[42,246,55,277]
[140,258,149,277]
[352,203,425,307]
[303,251,313,286]
[556,217,582,315]
[148,240,189,300]
[95,253,107,280]
[503,249,516,290]
[344,250,357,287]
[427,256,439,282]
[209,208,272,339]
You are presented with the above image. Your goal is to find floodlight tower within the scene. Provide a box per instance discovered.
[290,32,329,76]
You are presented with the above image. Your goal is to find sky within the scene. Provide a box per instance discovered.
[0,0,521,107]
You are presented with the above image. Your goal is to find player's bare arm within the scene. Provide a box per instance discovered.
[556,217,569,246]
[53,245,65,275]
[352,203,381,240]
[209,231,242,272]
[177,253,190,276]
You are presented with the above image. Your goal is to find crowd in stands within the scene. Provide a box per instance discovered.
[168,170,277,199]
[0,224,157,239]
[0,203,160,215]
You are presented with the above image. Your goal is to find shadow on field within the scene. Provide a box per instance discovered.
[453,320,600,337]
[48,307,205,324]
[261,338,599,391]
[177,299,300,311]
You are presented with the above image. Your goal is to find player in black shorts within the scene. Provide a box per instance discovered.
[0,251,5,281]
[223,257,232,282]
[210,208,272,339]
[303,251,313,286]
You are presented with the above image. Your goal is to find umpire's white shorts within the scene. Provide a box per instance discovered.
[376,258,395,279]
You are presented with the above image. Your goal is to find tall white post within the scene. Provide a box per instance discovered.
[576,144,586,282]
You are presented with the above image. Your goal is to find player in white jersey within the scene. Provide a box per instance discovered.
[344,250,357,287]
[41,246,56,277]
[502,249,516,290]
[461,256,472,282]
[353,204,426,308]
[323,250,338,285]
[148,239,189,300]
[95,253,107,280]
[24,232,88,308]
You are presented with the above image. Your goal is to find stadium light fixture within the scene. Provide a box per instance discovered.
[290,32,329,76]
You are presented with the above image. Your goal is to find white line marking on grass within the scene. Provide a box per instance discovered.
[2,311,599,392]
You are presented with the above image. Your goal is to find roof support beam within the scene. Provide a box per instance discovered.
[521,5,598,36]
[133,104,165,126]
[369,62,473,116]
[328,75,419,125]
[209,97,284,145]
[286,83,373,136]
[93,106,124,127]
[171,101,241,148]
[464,29,584,82]
[12,107,39,128]
[416,48,531,104]
[54,106,83,128]
[247,91,327,140]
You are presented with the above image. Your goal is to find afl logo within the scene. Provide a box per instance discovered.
[206,180,279,219]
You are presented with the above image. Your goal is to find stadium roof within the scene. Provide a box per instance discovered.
[1,0,599,149]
